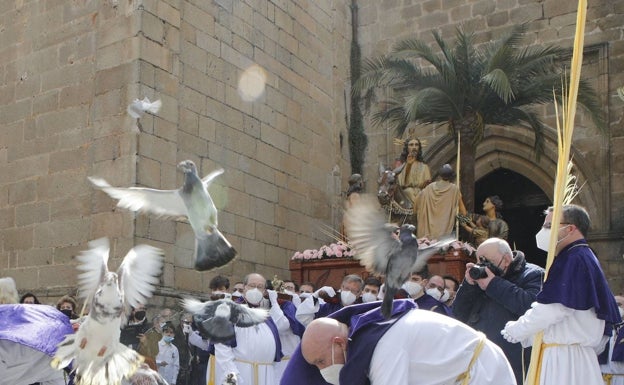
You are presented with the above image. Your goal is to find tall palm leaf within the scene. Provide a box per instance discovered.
[353,24,605,210]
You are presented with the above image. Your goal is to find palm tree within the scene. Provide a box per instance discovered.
[354,24,604,211]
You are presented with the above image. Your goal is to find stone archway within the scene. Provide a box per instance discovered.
[424,125,606,231]
[422,124,613,268]
[474,168,550,267]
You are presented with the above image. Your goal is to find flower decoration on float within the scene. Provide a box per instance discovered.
[291,241,356,261]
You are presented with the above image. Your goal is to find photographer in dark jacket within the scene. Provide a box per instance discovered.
[453,237,544,385]
[120,304,150,349]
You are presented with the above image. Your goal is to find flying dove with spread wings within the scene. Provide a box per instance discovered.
[52,238,164,385]
[182,298,268,344]
[344,195,454,318]
[89,160,237,271]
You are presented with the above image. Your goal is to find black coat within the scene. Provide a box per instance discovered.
[453,252,544,385]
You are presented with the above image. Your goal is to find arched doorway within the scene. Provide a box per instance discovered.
[475,168,550,268]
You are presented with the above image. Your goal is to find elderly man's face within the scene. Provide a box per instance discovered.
[244,274,266,294]
[341,280,362,296]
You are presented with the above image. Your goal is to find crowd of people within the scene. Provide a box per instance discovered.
[3,203,622,385]
[1,131,623,385]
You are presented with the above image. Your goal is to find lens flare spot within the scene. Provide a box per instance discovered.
[238,64,267,102]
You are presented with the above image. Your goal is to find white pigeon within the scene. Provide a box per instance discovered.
[51,238,164,385]
[127,97,162,119]
[88,160,237,271]
[182,298,268,344]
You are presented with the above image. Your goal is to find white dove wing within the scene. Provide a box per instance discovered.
[201,168,224,190]
[142,98,162,114]
[230,303,269,327]
[76,237,111,301]
[89,177,188,218]
[118,244,164,309]
[181,297,208,314]
[344,195,398,275]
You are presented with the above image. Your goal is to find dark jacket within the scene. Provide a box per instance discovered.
[452,251,544,385]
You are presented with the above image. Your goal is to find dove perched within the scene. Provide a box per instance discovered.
[182,298,268,343]
[89,160,237,271]
[127,97,162,119]
[51,238,164,385]
[344,194,454,318]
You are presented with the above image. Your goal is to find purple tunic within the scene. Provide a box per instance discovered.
[536,240,621,326]
[0,304,73,356]
[279,299,416,385]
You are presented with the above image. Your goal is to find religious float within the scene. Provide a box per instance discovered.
[289,240,476,289]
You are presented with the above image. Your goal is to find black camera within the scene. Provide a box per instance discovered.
[469,257,502,280]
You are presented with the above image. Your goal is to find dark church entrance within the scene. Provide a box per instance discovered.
[474,168,551,268]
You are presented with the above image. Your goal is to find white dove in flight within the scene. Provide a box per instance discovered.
[127,97,162,119]
[89,159,237,271]
[52,238,164,385]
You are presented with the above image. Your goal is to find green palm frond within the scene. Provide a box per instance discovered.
[481,68,515,103]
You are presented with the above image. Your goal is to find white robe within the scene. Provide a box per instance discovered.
[369,309,516,385]
[504,302,605,385]
[207,305,286,385]
[0,339,67,385]
[156,340,180,385]
[271,303,302,382]
[600,332,624,385]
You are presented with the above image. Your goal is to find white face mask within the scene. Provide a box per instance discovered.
[232,291,243,298]
[535,228,551,252]
[319,342,344,385]
[426,288,443,301]
[340,290,356,306]
[401,281,422,297]
[440,289,450,303]
[361,292,377,303]
[245,288,263,305]
[619,307,624,318]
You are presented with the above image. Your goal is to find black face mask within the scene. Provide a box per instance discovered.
[60,309,73,318]
[134,311,146,321]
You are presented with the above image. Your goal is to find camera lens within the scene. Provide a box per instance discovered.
[469,265,487,280]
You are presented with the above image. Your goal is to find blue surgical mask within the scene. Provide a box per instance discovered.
[162,336,174,344]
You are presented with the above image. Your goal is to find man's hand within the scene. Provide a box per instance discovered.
[267,289,279,307]
[314,286,336,299]
[501,321,520,344]
[464,263,477,285]
[475,266,496,291]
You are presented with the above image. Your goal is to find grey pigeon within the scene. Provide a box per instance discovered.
[344,194,454,318]
[127,97,162,119]
[52,238,164,385]
[89,160,237,271]
[182,298,268,344]
[222,372,238,385]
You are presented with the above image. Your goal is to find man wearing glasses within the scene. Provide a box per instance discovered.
[453,237,544,384]
[207,273,286,385]
[502,205,622,385]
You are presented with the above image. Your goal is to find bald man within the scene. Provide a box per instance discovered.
[282,300,516,385]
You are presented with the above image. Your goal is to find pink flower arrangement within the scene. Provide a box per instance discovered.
[291,241,356,260]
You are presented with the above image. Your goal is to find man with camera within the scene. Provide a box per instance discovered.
[453,237,544,385]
